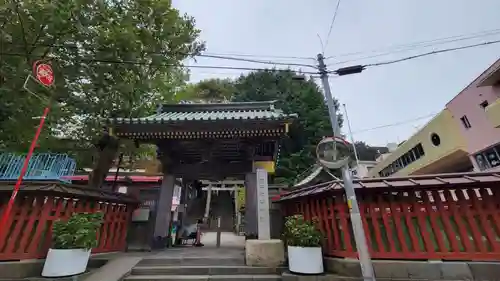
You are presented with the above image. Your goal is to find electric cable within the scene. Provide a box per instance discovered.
[324,0,342,52]
[351,113,437,134]
[197,54,318,69]
[325,28,500,61]
[0,52,320,74]
[364,39,500,68]
[328,39,500,74]
[2,38,499,76]
[1,42,317,70]
[201,52,314,61]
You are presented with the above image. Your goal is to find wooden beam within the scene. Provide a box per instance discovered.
[165,161,252,179]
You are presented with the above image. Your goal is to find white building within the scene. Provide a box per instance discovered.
[351,160,378,178]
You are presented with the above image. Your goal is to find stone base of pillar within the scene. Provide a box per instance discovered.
[245,239,285,267]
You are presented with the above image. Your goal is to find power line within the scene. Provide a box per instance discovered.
[201,52,314,61]
[364,39,500,68]
[351,113,437,134]
[197,54,318,69]
[0,52,320,74]
[2,38,498,76]
[1,42,317,70]
[328,38,500,74]
[191,71,251,76]
[325,28,500,61]
[323,0,342,52]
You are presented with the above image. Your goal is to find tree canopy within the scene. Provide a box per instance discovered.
[178,78,235,103]
[0,0,203,166]
[231,70,342,184]
[354,141,389,161]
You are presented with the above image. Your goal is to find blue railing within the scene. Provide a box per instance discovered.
[0,153,76,181]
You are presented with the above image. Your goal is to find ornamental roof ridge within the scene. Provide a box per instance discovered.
[158,100,278,113]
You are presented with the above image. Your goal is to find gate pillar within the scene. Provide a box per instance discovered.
[152,173,175,248]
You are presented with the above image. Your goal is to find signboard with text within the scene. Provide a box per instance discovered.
[256,168,271,240]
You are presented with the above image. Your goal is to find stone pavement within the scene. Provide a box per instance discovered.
[83,232,246,281]
[200,231,245,248]
[83,255,144,281]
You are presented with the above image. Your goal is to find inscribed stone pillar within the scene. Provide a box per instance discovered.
[154,174,175,239]
[245,172,258,236]
[255,168,271,240]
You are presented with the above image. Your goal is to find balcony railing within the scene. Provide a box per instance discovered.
[0,153,76,181]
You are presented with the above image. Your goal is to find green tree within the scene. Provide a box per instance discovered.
[232,69,342,184]
[354,141,388,161]
[177,78,236,103]
[0,0,203,166]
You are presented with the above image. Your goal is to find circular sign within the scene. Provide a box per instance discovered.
[35,63,54,87]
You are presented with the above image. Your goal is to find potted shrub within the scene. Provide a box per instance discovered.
[42,212,104,277]
[283,214,324,274]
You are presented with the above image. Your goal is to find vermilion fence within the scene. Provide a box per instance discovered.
[0,182,138,261]
[281,184,500,261]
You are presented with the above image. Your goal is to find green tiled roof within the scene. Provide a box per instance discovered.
[110,101,297,124]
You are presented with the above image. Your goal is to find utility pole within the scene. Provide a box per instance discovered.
[317,53,375,281]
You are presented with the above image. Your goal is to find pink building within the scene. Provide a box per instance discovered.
[446,59,500,171]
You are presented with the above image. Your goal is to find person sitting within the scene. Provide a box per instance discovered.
[179,219,204,247]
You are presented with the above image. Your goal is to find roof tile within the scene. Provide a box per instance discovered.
[110,101,297,124]
[276,171,500,202]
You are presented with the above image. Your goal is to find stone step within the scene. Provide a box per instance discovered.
[131,265,284,276]
[138,257,245,266]
[124,274,282,281]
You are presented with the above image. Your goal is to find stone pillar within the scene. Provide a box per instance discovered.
[245,167,284,267]
[153,174,175,248]
[255,168,271,240]
[244,172,258,236]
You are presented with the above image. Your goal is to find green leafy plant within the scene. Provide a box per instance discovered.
[52,212,104,250]
[283,215,323,247]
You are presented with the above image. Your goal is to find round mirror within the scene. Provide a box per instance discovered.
[316,136,354,169]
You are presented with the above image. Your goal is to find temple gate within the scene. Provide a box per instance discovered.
[96,101,296,248]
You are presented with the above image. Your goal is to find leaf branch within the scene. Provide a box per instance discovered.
[13,1,30,65]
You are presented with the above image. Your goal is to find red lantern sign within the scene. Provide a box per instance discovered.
[34,62,54,87]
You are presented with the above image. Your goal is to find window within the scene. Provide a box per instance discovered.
[484,148,500,168]
[474,145,500,171]
[460,115,471,129]
[415,143,425,158]
[377,143,425,177]
[480,100,489,109]
[401,154,408,166]
[430,133,441,146]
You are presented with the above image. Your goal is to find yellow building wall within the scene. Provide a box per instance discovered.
[368,109,468,177]
[485,98,500,128]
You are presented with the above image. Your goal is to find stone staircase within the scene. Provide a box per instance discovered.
[122,252,284,281]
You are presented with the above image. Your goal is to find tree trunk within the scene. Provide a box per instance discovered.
[88,134,119,189]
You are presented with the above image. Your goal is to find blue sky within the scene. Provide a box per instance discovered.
[172,0,500,147]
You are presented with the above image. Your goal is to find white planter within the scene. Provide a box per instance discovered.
[287,245,324,274]
[42,248,91,277]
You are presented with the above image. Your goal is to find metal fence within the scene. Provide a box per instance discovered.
[0,153,76,181]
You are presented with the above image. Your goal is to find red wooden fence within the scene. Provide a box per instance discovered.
[0,183,137,261]
[282,185,500,261]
